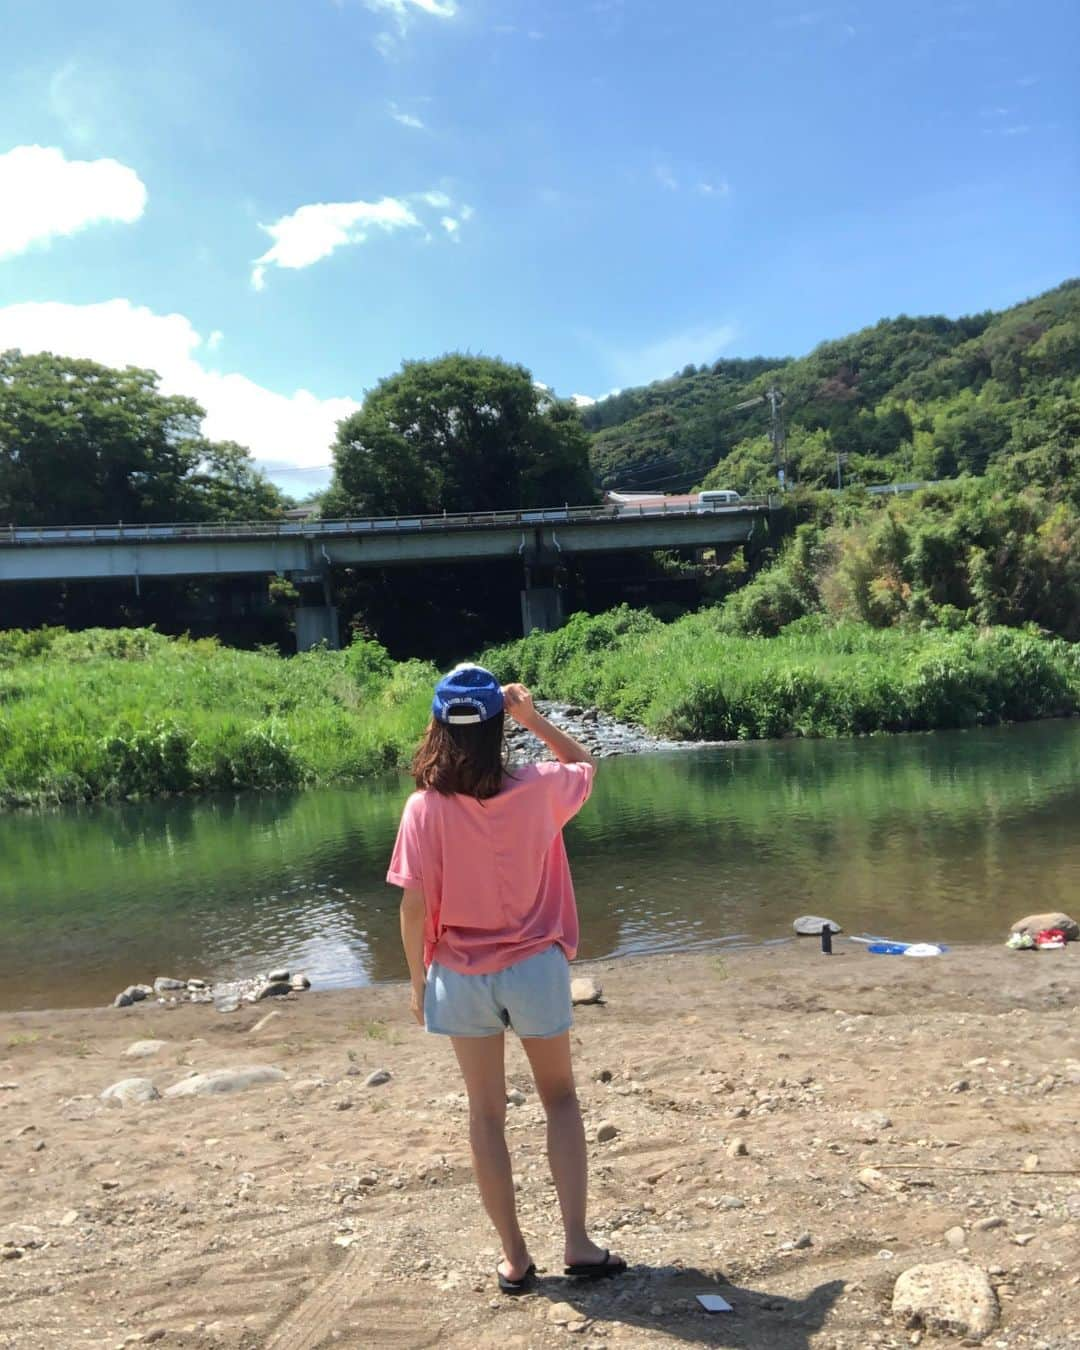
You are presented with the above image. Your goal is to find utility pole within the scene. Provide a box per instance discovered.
[767,384,786,490]
[733,382,788,490]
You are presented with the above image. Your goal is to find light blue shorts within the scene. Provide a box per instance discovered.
[425,944,573,1039]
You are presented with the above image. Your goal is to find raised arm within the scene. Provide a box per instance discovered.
[502,683,596,771]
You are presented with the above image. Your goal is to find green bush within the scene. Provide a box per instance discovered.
[0,626,438,808]
[486,610,1079,743]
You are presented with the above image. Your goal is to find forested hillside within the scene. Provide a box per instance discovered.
[584,281,1080,497]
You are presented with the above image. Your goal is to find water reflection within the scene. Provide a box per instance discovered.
[1,720,1078,1009]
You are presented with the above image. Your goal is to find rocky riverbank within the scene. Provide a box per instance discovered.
[507,701,698,763]
[2,944,1078,1349]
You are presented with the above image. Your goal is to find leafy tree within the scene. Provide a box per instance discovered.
[329,355,596,515]
[0,350,285,525]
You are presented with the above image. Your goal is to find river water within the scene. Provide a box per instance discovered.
[2,720,1078,1011]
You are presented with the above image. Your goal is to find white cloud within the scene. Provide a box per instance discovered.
[366,0,457,17]
[0,145,146,260]
[696,179,731,198]
[570,393,596,407]
[0,299,359,471]
[206,329,224,351]
[605,323,738,388]
[366,0,457,58]
[251,196,420,288]
[251,190,473,287]
[389,102,425,129]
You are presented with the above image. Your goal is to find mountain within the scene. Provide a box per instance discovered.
[583,280,1080,497]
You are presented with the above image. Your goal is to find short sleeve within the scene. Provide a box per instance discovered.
[540,761,595,829]
[386,793,425,890]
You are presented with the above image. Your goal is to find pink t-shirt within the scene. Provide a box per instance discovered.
[386,761,595,975]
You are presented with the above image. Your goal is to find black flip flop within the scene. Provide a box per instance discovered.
[497,1262,536,1295]
[564,1249,627,1280]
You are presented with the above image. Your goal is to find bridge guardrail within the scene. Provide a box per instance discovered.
[1,498,773,547]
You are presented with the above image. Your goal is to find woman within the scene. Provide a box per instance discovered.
[388,663,626,1294]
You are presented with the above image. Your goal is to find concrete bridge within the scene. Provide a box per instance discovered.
[0,499,771,646]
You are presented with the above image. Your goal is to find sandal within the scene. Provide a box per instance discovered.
[564,1249,627,1279]
[497,1262,536,1295]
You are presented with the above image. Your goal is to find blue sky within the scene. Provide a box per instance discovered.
[1,0,1076,495]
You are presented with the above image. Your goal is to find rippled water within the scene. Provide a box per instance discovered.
[2,720,1078,1010]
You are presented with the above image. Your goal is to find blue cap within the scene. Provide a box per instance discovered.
[432,663,504,725]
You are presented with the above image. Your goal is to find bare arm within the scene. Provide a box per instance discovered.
[399,887,426,1025]
[502,682,596,770]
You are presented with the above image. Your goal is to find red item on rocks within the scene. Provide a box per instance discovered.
[1033,928,1067,949]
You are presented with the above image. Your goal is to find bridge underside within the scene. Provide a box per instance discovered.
[0,513,759,583]
[0,511,763,645]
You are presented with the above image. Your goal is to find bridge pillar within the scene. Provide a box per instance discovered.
[520,585,564,634]
[291,569,340,652]
[295,604,340,652]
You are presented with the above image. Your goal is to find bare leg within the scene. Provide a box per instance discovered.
[520,1032,622,1268]
[451,1034,531,1281]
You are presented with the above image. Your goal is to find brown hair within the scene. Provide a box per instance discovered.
[411,713,508,800]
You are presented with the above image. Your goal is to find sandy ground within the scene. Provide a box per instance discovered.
[1,944,1078,1350]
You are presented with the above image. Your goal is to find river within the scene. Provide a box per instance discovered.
[2,720,1078,1011]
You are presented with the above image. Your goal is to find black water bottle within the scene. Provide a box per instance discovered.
[820,923,833,955]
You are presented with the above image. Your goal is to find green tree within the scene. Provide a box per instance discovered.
[329,355,596,515]
[0,350,285,525]
[183,439,287,522]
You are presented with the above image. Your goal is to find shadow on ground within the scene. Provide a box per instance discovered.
[531,1265,847,1347]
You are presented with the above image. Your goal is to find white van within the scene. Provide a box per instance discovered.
[696,489,741,510]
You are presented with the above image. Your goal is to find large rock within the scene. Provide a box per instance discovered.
[1009,912,1079,942]
[101,1078,161,1106]
[153,977,186,993]
[123,1040,168,1058]
[163,1066,286,1098]
[892,1260,998,1340]
[571,976,603,1005]
[254,980,292,1001]
[793,915,842,936]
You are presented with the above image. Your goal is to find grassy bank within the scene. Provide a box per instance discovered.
[2,615,1077,809]
[0,627,435,809]
[486,606,1080,741]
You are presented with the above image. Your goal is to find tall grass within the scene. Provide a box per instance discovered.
[0,628,435,809]
[486,606,1080,742]
[3,612,1077,810]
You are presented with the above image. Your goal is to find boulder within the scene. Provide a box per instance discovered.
[596,1121,618,1143]
[571,976,603,1006]
[101,1078,161,1107]
[123,1040,168,1059]
[1009,911,1079,942]
[793,915,842,936]
[892,1260,998,1340]
[112,992,133,1008]
[153,977,186,993]
[254,980,293,1001]
[364,1068,392,1088]
[267,968,290,983]
[214,994,242,1014]
[162,1066,286,1098]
